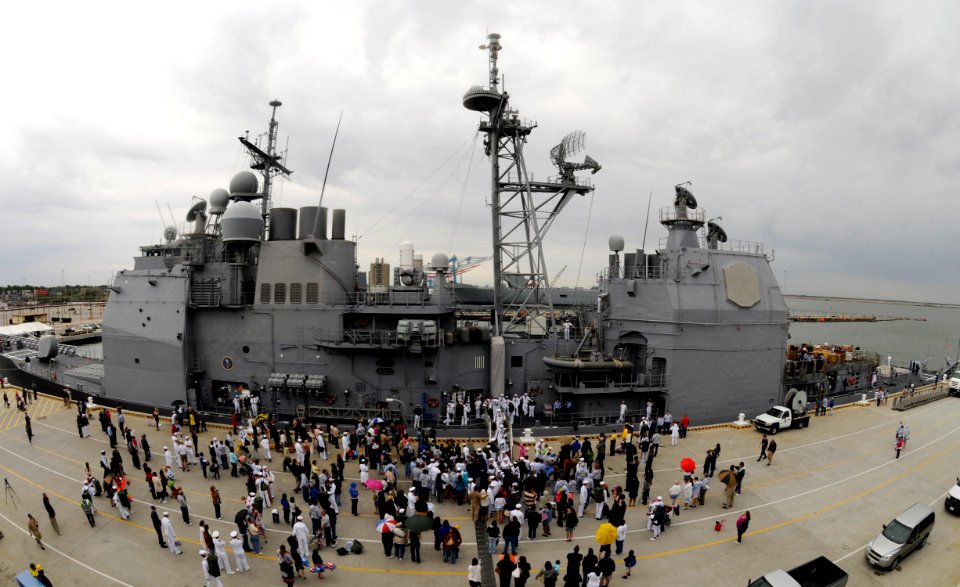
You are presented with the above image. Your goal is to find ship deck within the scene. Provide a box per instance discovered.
[0,383,958,586]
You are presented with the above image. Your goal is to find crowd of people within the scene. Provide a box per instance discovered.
[10,382,767,587]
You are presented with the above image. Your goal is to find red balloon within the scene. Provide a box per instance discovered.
[680,458,696,473]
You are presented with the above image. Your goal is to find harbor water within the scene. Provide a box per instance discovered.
[787,296,960,369]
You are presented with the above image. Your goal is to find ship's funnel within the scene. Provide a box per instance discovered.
[331,209,346,240]
[268,208,297,241]
[299,206,318,240]
[310,207,328,239]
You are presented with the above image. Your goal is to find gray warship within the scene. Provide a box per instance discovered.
[1,34,798,425]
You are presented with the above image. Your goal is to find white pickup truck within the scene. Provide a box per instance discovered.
[754,389,810,435]
[948,375,960,397]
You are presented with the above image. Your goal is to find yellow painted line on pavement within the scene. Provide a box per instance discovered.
[749,442,889,490]
[0,458,467,575]
[638,438,960,559]
[0,405,21,430]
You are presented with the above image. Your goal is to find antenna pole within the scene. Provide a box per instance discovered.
[166,203,177,229]
[641,190,652,278]
[237,100,292,240]
[317,110,344,213]
[262,100,282,218]
[155,201,168,233]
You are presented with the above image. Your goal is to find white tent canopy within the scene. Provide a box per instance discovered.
[0,323,54,336]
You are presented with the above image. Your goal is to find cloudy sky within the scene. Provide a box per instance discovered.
[2,1,958,303]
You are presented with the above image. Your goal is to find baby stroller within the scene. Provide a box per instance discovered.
[238,456,250,476]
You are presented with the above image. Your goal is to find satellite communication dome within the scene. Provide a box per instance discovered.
[221,201,263,243]
[208,188,229,215]
[608,235,625,252]
[229,171,259,196]
[431,252,450,271]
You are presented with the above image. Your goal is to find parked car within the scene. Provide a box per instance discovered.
[748,555,848,587]
[945,478,960,514]
[865,503,935,570]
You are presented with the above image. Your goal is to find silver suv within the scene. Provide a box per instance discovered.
[865,503,934,570]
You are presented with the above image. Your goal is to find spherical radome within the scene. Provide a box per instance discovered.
[431,252,450,270]
[229,171,259,195]
[608,234,625,252]
[209,188,229,214]
[221,200,263,242]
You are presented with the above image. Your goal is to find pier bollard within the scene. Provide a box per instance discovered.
[87,396,98,409]
[519,428,534,443]
[857,393,869,405]
[733,413,750,427]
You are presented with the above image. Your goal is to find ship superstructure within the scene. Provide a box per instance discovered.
[5,34,796,425]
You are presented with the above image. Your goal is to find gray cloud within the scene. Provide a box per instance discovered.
[1,1,957,302]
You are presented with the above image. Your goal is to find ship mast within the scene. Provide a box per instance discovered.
[463,34,599,336]
[238,99,293,238]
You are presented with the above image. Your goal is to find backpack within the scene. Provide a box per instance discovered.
[351,540,364,554]
[207,556,221,577]
[593,487,605,503]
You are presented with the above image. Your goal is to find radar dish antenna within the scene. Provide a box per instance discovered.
[185,200,208,222]
[186,199,208,234]
[707,218,727,249]
[550,131,602,183]
[674,182,697,209]
[163,226,177,242]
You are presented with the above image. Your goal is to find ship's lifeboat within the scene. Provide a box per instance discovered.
[542,357,634,371]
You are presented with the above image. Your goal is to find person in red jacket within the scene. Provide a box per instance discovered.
[679,414,690,438]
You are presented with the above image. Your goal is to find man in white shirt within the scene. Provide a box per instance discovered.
[261,436,272,462]
[292,515,310,557]
[212,530,234,575]
[161,511,181,555]
[229,530,249,572]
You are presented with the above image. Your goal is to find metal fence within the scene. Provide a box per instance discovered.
[892,382,949,411]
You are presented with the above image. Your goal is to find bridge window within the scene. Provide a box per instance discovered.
[260,283,271,304]
[290,283,302,304]
[273,283,286,304]
[306,283,319,304]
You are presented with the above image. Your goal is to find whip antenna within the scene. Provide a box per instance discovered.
[317,110,344,211]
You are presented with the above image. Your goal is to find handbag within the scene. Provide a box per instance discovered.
[512,568,522,579]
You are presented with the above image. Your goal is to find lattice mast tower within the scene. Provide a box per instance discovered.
[463,34,601,336]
